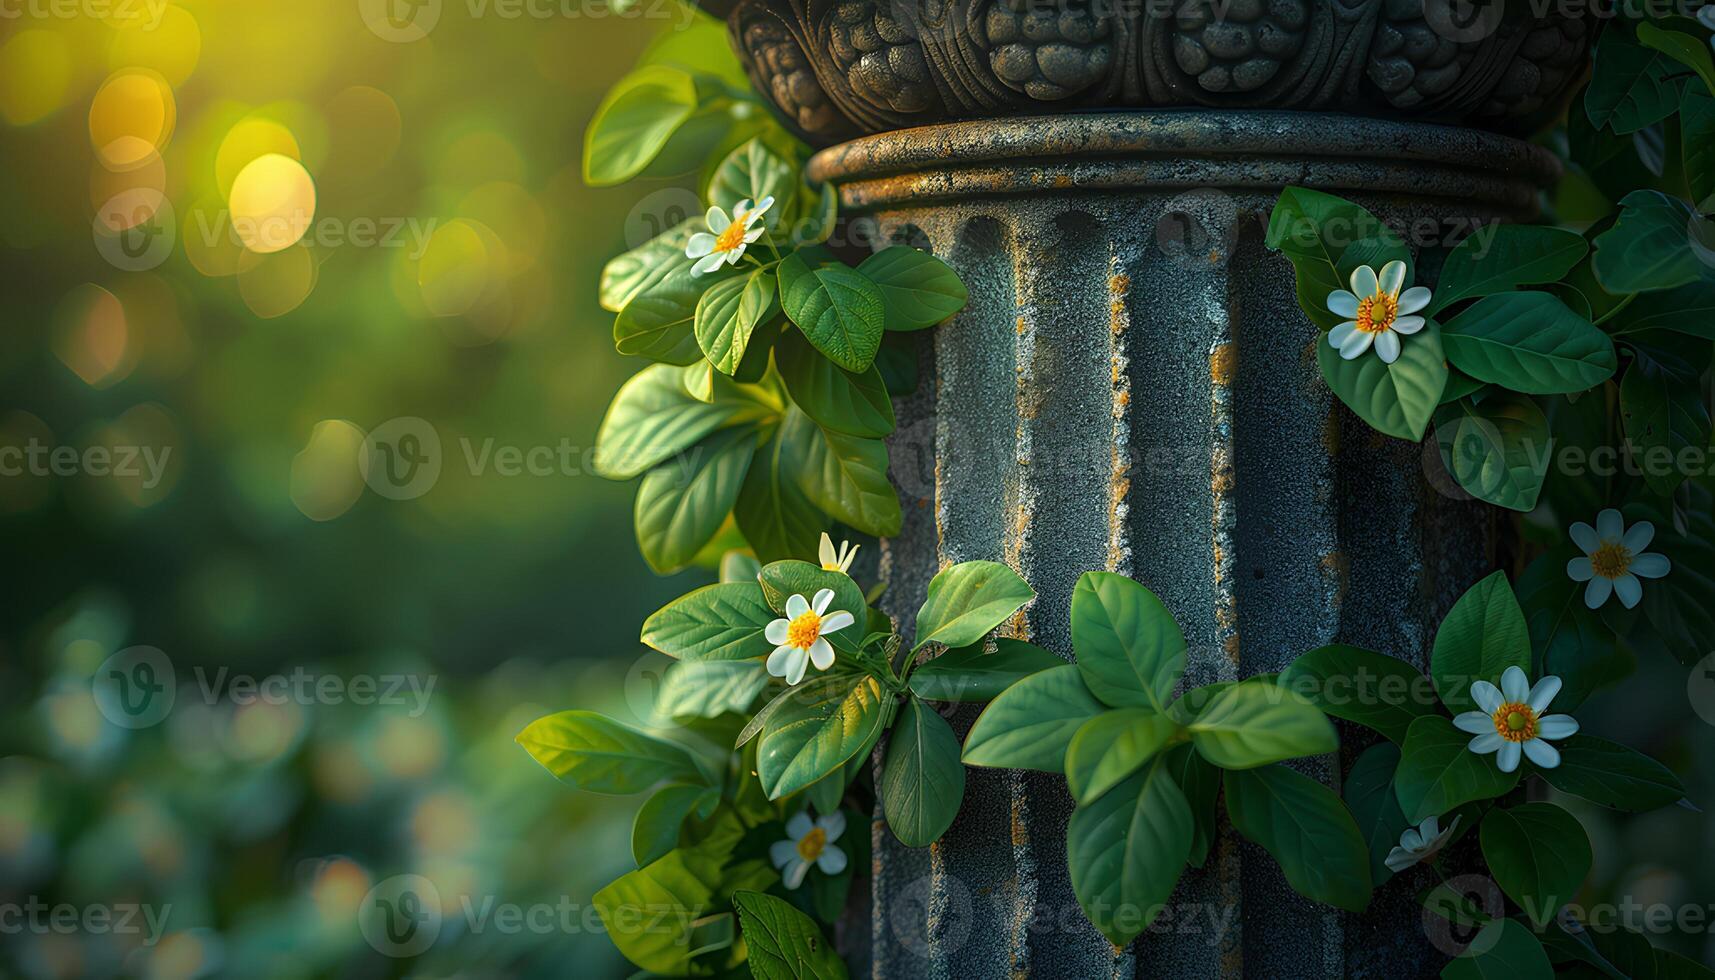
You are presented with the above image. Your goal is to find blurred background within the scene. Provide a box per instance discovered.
[1,1,1712,977]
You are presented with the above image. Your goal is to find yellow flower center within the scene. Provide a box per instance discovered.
[1356,292,1398,334]
[796,826,827,862]
[1492,702,1539,743]
[1591,543,1632,579]
[714,220,747,254]
[821,562,841,572]
[786,611,822,650]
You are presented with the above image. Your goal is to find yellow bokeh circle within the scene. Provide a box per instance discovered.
[228,153,316,254]
[108,5,203,87]
[89,68,176,171]
[215,119,301,199]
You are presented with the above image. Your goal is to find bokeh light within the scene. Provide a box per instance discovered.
[51,284,133,388]
[88,68,176,170]
[227,153,316,253]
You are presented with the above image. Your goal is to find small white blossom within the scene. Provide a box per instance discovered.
[818,532,859,574]
[1384,814,1462,873]
[1566,508,1671,610]
[769,810,847,889]
[684,197,774,275]
[1326,260,1432,364]
[764,589,855,685]
[1453,666,1579,773]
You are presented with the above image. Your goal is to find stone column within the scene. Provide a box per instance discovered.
[803,112,1552,978]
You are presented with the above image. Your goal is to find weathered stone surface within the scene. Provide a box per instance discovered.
[811,112,1543,977]
[713,0,1591,145]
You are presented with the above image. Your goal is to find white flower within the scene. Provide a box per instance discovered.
[818,532,859,574]
[1384,814,1462,873]
[769,809,847,889]
[1566,508,1671,610]
[764,589,855,685]
[1326,260,1432,365]
[1453,666,1580,773]
[684,197,774,275]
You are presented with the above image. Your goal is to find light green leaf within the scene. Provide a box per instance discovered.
[1480,803,1592,926]
[695,270,777,375]
[756,673,888,799]
[907,638,1064,702]
[1537,734,1686,811]
[1433,392,1554,512]
[1066,756,1193,946]
[782,409,901,537]
[912,560,1035,653]
[775,327,896,438]
[1441,292,1617,394]
[594,363,775,480]
[641,582,777,662]
[856,246,968,331]
[1318,320,1448,441]
[583,65,699,186]
[1225,764,1373,912]
[632,783,720,866]
[594,849,721,975]
[516,710,702,793]
[778,251,886,372]
[635,426,757,573]
[1393,715,1520,823]
[1065,708,1181,805]
[880,697,966,847]
[707,138,797,231]
[961,664,1103,772]
[1279,644,1439,744]
[1430,225,1590,315]
[1070,571,1187,711]
[731,889,849,980]
[655,660,771,719]
[616,261,734,365]
[1441,919,1554,980]
[1430,571,1532,713]
[601,219,700,313]
[1187,679,1337,770]
[1593,191,1711,293]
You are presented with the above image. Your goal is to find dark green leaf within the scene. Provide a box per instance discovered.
[1226,764,1373,912]
[1430,571,1532,713]
[594,363,775,480]
[907,638,1064,702]
[733,424,825,566]
[1070,571,1187,712]
[778,251,886,372]
[1441,292,1617,395]
[775,327,896,438]
[757,559,867,647]
[731,889,849,980]
[782,409,901,537]
[1480,803,1592,926]
[1516,548,1622,712]
[962,664,1104,772]
[1346,742,1412,885]
[1163,743,1222,868]
[1066,756,1193,946]
[635,426,757,573]
[601,219,700,313]
[1187,679,1337,770]
[1318,320,1448,441]
[1394,716,1520,823]
[1431,225,1589,315]
[880,697,966,847]
[1442,919,1554,979]
[1279,644,1440,744]
[1432,393,1554,512]
[757,673,888,799]
[632,783,720,866]
[1065,707,1182,805]
[1585,28,1685,136]
[856,246,969,331]
[695,270,777,375]
[707,138,796,231]
[1538,735,1687,811]
[1593,191,1711,293]
[641,582,777,661]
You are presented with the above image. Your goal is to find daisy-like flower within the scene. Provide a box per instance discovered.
[770,809,848,889]
[1566,508,1672,610]
[1326,260,1432,364]
[1384,814,1462,873]
[764,589,855,685]
[1454,666,1579,773]
[818,532,859,574]
[684,197,774,275]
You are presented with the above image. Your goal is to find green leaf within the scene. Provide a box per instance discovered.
[1430,225,1590,315]
[595,849,721,975]
[1585,28,1685,136]
[756,559,867,646]
[594,364,775,480]
[1432,393,1554,512]
[1345,742,1412,885]
[583,65,700,186]
[1441,919,1554,980]
[1393,715,1520,823]
[616,261,732,365]
[707,138,796,231]
[733,424,825,565]
[1065,708,1181,805]
[695,270,777,375]
[1066,756,1193,946]
[635,426,757,574]
[880,697,966,847]
[1593,191,1711,294]
[1430,571,1532,713]
[1621,345,1712,496]
[1637,20,1715,101]
[775,327,896,438]
[1607,278,1715,339]
[856,246,969,331]
[632,783,720,866]
[721,549,762,584]
[1318,320,1448,441]
[907,638,1064,702]
[1516,548,1622,712]
[756,673,888,799]
[1163,743,1221,868]
[1537,734,1686,811]
[641,582,778,661]
[1187,679,1337,770]
[778,251,887,372]
[1225,764,1373,912]
[1070,571,1187,712]
[912,560,1035,653]
[516,710,702,793]
[1441,292,1617,395]
[731,890,850,980]
[1266,186,1392,271]
[1480,803,1592,926]
[1279,644,1439,744]
[782,409,901,537]
[601,219,700,313]
[962,664,1104,772]
[1684,88,1715,208]
[655,661,771,719]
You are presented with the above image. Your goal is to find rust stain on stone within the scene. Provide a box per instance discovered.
[1321,550,1350,609]
[1209,341,1237,387]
